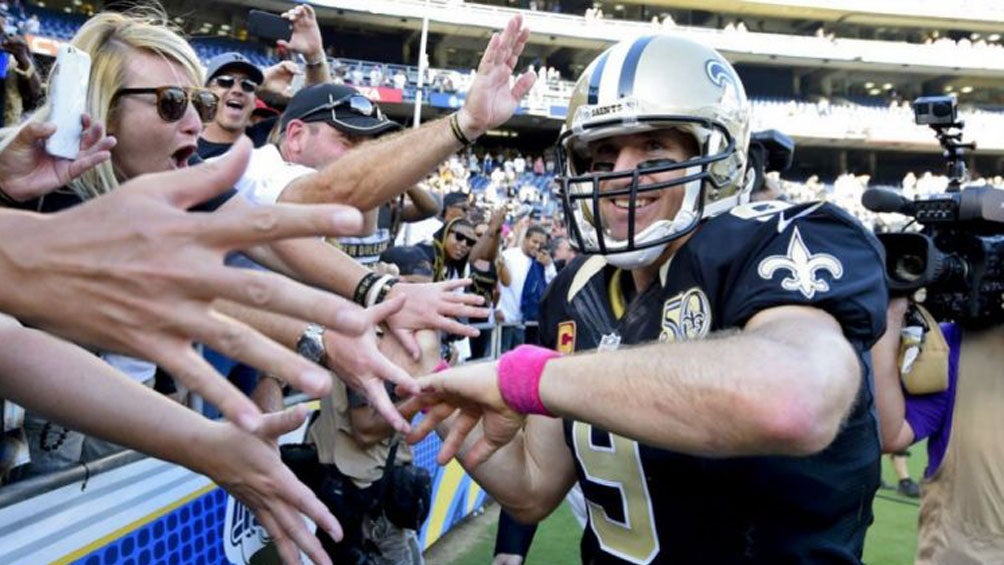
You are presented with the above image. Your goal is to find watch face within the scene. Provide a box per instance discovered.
[298,332,325,363]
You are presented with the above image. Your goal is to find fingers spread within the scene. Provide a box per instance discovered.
[201,202,363,249]
[187,308,332,398]
[440,411,478,465]
[258,404,308,439]
[208,268,366,340]
[432,316,481,338]
[511,71,537,100]
[360,379,410,433]
[462,436,500,470]
[155,343,263,432]
[390,327,422,361]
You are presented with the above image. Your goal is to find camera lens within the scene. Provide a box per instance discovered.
[893,254,926,283]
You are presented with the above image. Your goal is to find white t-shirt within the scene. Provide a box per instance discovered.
[497,246,556,324]
[233,144,315,206]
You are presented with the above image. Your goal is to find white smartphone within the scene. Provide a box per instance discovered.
[45,45,91,160]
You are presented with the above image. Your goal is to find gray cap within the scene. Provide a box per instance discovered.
[204,52,264,86]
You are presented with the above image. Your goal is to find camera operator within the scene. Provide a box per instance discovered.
[868,93,1004,563]
[874,298,1004,563]
[308,330,438,564]
[0,10,41,127]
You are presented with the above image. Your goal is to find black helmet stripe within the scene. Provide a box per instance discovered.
[617,35,656,100]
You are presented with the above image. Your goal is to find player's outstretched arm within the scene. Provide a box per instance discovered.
[413,305,861,462]
[279,14,535,211]
[541,305,861,456]
[0,137,380,432]
[0,316,339,565]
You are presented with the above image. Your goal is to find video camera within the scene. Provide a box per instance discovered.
[862,94,1004,327]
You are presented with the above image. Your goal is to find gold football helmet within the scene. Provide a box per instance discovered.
[555,34,752,268]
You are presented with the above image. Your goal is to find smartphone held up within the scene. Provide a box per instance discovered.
[247,10,292,43]
[45,45,91,160]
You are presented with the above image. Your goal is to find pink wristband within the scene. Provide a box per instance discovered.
[497,344,561,417]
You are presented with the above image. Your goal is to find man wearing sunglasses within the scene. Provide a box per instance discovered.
[198,52,265,159]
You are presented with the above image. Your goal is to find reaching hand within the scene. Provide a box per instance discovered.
[456,15,536,139]
[323,295,421,433]
[384,279,489,358]
[488,206,507,233]
[0,115,116,201]
[200,405,341,565]
[277,4,324,62]
[0,137,374,432]
[404,361,525,469]
[260,60,301,99]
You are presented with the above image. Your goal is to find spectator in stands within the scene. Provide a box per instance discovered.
[467,207,510,359]
[198,52,265,157]
[496,223,554,350]
[392,69,407,90]
[250,98,279,125]
[198,4,330,157]
[550,235,576,271]
[0,11,40,128]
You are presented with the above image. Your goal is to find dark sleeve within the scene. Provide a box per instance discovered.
[189,189,237,212]
[721,211,888,346]
[184,153,237,211]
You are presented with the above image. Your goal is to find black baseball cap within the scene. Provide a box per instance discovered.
[280,83,401,137]
[380,246,434,278]
[205,52,264,86]
[443,192,470,209]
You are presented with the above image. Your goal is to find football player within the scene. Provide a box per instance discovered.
[408,34,887,563]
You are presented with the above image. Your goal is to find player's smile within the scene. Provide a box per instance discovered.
[588,130,696,241]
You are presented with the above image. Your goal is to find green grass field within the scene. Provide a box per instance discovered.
[436,445,927,564]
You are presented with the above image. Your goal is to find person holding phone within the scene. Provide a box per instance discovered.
[0,11,41,127]
[199,5,330,158]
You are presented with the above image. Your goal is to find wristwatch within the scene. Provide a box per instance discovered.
[296,324,327,364]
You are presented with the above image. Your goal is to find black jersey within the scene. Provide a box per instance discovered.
[539,200,887,564]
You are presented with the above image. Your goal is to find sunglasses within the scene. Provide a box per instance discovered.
[298,92,386,129]
[112,86,219,123]
[212,75,259,94]
[451,232,477,246]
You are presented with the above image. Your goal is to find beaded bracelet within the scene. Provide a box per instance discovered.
[353,271,381,306]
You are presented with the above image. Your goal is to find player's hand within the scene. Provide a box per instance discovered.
[198,404,340,565]
[404,361,525,469]
[0,137,372,432]
[277,4,324,62]
[384,279,489,358]
[0,115,115,201]
[323,295,421,433]
[456,15,535,140]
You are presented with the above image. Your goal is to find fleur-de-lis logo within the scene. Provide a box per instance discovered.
[757,227,843,299]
